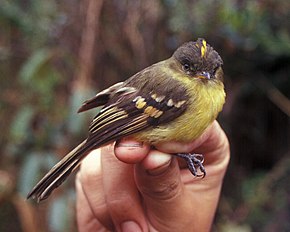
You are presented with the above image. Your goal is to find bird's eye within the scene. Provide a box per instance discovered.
[183,63,191,72]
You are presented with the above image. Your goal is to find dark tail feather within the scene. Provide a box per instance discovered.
[27,140,88,202]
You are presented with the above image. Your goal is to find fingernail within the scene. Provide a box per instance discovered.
[147,154,172,176]
[121,221,142,232]
[116,140,143,148]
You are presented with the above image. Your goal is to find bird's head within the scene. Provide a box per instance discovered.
[173,38,223,83]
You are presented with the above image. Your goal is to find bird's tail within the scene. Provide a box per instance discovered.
[27,140,88,202]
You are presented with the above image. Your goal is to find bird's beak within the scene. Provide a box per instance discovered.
[197,72,211,80]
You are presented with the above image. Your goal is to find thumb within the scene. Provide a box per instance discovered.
[135,150,195,232]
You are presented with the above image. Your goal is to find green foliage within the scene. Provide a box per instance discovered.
[218,0,290,55]
[243,157,290,231]
[19,48,62,109]
[0,0,59,48]
[19,49,54,84]
[10,106,35,144]
[165,0,290,55]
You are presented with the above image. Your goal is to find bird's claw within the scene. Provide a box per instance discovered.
[175,153,206,177]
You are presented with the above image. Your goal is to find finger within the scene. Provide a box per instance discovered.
[101,144,148,232]
[156,121,230,178]
[76,173,107,232]
[194,121,230,189]
[181,121,230,183]
[135,150,197,231]
[114,138,151,164]
[155,121,216,154]
[78,149,114,230]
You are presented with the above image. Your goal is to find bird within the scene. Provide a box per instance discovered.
[27,38,225,202]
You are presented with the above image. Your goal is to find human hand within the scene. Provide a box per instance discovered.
[75,121,230,232]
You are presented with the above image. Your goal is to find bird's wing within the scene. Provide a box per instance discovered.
[77,82,128,113]
[84,76,190,147]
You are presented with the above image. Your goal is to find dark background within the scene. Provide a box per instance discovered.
[0,0,289,231]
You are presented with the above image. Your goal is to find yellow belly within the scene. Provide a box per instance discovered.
[134,79,225,144]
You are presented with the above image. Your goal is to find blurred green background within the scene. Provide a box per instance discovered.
[0,0,289,231]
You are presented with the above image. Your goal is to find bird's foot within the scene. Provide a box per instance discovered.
[175,153,206,177]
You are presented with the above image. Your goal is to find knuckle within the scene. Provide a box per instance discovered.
[106,193,134,214]
[79,163,101,188]
[141,179,182,201]
[78,150,102,188]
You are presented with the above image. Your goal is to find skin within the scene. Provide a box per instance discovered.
[75,121,230,232]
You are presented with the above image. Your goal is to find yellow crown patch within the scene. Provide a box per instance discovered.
[201,39,207,58]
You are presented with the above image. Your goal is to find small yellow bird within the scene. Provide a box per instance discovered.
[27,38,225,202]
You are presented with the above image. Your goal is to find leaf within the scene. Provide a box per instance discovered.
[10,105,34,143]
[19,48,53,84]
[18,48,62,108]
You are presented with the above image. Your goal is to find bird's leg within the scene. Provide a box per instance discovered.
[175,153,206,177]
